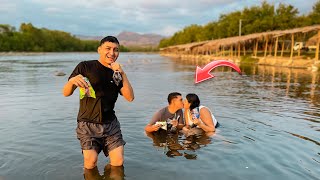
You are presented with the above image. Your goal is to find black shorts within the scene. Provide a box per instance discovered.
[76,118,126,157]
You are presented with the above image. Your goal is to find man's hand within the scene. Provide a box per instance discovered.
[151,124,161,131]
[111,62,123,74]
[69,74,88,88]
[170,119,178,127]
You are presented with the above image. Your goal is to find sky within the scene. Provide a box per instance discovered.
[0,0,318,37]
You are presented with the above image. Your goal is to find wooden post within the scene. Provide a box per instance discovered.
[274,37,279,57]
[231,45,233,57]
[243,44,246,56]
[238,43,241,58]
[222,46,225,56]
[255,40,258,57]
[264,37,269,58]
[269,44,272,55]
[315,30,320,61]
[290,33,294,62]
[281,41,285,57]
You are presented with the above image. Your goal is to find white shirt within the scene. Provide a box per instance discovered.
[187,105,217,127]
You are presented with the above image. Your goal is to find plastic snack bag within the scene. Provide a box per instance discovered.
[79,77,96,99]
[155,121,167,131]
[112,71,122,86]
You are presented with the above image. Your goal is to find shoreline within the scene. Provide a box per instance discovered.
[160,53,320,71]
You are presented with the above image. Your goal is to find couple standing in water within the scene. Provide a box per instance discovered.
[145,92,219,136]
[62,36,218,179]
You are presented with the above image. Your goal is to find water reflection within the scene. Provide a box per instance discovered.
[83,164,125,180]
[171,57,319,107]
[252,65,319,105]
[145,130,214,160]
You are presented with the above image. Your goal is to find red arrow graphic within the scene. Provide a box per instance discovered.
[195,60,242,84]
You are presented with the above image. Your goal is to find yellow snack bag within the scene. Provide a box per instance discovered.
[79,77,96,99]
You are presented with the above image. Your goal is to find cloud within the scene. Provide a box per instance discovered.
[159,25,181,36]
[1,0,318,36]
[43,7,64,13]
[0,1,17,13]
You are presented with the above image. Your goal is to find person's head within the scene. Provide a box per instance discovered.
[167,92,184,109]
[98,36,120,65]
[184,93,200,110]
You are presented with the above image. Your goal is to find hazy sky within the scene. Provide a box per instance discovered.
[0,0,318,36]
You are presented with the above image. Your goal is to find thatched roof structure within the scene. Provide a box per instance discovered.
[161,25,320,52]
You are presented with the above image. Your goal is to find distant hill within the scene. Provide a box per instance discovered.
[117,31,165,47]
[76,31,165,47]
[76,35,102,41]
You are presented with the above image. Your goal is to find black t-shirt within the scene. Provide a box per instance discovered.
[68,60,123,124]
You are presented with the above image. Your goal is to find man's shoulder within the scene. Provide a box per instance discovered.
[154,107,165,114]
[82,60,98,65]
[75,60,97,67]
[79,60,100,71]
[177,109,183,113]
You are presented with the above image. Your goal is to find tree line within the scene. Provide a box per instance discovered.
[159,0,320,48]
[0,23,129,52]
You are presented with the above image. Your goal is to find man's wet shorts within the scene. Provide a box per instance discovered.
[76,118,126,157]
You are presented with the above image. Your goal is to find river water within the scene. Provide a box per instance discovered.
[0,52,319,180]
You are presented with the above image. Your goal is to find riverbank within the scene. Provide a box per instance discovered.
[160,53,320,71]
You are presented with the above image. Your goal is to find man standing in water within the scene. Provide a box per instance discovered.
[63,36,134,170]
[145,92,184,133]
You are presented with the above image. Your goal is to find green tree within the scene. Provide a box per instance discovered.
[274,3,299,30]
[309,0,320,24]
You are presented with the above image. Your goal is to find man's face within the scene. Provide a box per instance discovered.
[98,42,119,65]
[183,99,190,109]
[173,95,184,109]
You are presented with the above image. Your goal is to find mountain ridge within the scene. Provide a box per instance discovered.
[76,31,165,47]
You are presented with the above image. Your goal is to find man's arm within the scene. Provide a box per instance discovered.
[144,124,161,133]
[177,110,184,130]
[63,74,88,97]
[145,110,161,133]
[120,72,134,102]
[111,62,134,102]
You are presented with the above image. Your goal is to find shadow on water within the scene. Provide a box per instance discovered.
[145,130,214,160]
[83,164,125,180]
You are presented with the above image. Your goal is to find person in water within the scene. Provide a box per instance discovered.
[62,36,134,170]
[182,93,219,135]
[145,92,184,133]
